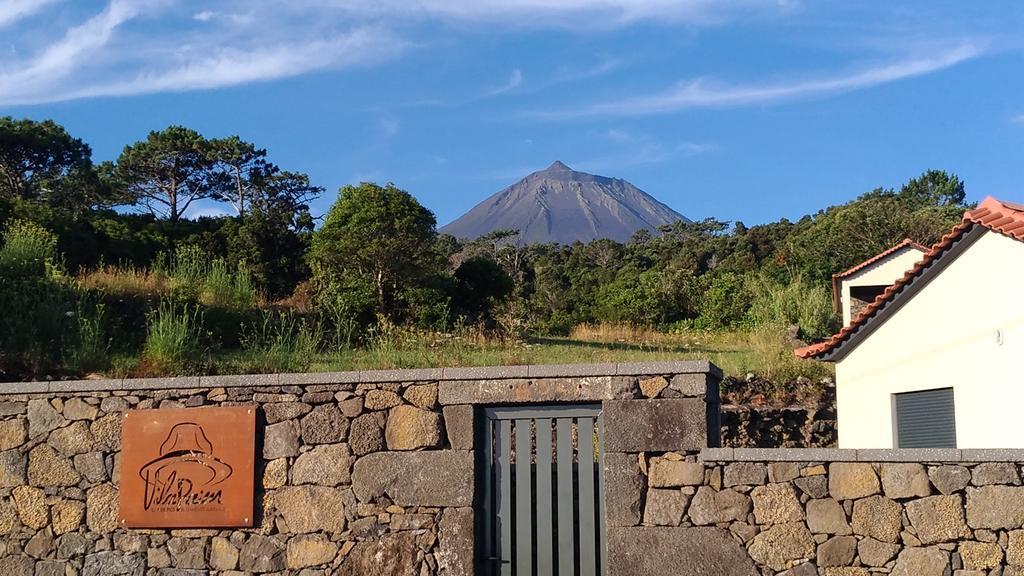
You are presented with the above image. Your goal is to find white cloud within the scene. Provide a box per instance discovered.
[1012,114,1024,124]
[0,1,407,106]
[1,0,142,95]
[191,9,256,26]
[0,0,792,106]
[0,0,61,29]
[490,68,523,95]
[73,31,404,99]
[572,129,716,172]
[308,0,792,26]
[535,41,986,119]
[559,58,622,82]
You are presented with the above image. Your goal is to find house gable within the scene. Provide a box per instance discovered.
[833,228,1024,447]
[798,196,1024,361]
[831,240,927,326]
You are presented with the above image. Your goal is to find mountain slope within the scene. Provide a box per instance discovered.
[441,161,688,244]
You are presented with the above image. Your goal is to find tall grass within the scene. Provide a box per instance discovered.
[78,264,168,296]
[746,274,836,340]
[569,321,832,383]
[170,245,206,293]
[241,312,322,373]
[167,245,259,309]
[79,247,258,308]
[742,325,832,383]
[142,300,203,374]
[66,301,110,374]
[570,323,663,344]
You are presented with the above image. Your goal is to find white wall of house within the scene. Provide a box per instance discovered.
[836,230,1024,448]
[840,247,924,326]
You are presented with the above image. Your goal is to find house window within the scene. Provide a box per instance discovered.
[893,388,957,448]
[848,285,888,319]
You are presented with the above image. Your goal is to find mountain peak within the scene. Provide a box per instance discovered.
[441,164,690,244]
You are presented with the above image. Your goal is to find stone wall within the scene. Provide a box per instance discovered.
[0,361,720,575]
[5,362,1021,576]
[720,376,838,449]
[721,406,837,448]
[616,447,1024,576]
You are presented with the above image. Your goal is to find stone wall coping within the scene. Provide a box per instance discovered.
[0,360,720,395]
[701,447,1024,463]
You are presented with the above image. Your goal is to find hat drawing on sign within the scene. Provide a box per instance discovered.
[139,422,233,488]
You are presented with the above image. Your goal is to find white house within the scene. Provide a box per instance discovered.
[831,238,927,327]
[797,197,1024,449]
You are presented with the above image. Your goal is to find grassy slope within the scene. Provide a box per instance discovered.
[137,324,833,383]
[67,267,834,382]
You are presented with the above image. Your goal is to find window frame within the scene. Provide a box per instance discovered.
[891,387,957,449]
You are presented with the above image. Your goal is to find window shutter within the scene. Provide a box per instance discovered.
[894,388,956,448]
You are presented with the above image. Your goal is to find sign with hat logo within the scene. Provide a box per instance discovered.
[119,406,255,528]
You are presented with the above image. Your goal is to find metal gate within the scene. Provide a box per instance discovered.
[479,405,605,576]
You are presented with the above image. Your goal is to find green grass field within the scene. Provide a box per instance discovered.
[102,323,832,383]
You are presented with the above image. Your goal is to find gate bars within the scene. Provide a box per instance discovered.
[479,405,606,576]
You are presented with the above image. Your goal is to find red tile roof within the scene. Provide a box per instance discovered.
[830,238,928,315]
[798,197,1024,360]
[833,238,929,280]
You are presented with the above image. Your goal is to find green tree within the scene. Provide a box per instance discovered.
[111,126,222,221]
[453,256,514,324]
[0,117,104,215]
[694,272,751,330]
[209,136,272,216]
[309,183,442,320]
[898,169,966,207]
[595,267,694,326]
[225,172,322,298]
[784,171,968,282]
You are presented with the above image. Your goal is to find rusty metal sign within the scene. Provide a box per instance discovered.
[119,405,255,528]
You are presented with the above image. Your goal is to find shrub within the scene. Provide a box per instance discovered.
[0,281,75,376]
[0,219,59,278]
[693,272,751,330]
[314,274,377,345]
[403,285,451,332]
[452,256,513,324]
[0,220,76,376]
[536,309,576,336]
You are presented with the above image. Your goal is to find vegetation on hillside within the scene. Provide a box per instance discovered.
[0,116,971,382]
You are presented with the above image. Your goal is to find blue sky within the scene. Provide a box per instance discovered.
[1,1,1022,226]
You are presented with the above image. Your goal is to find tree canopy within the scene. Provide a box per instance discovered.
[0,117,105,215]
[111,126,223,222]
[309,182,443,321]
